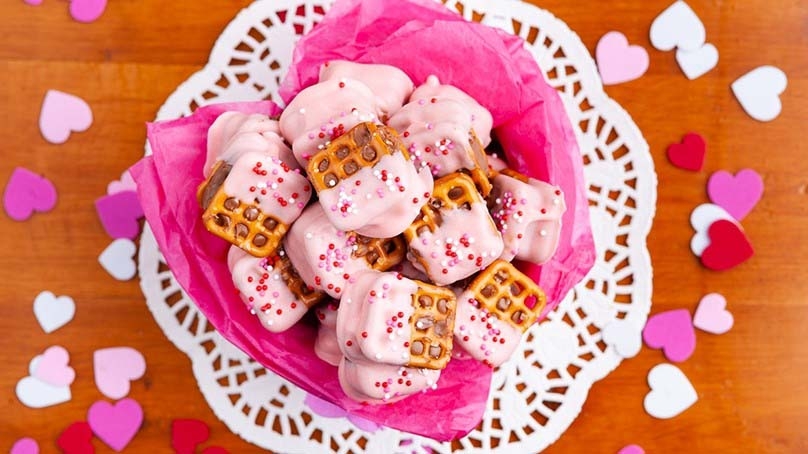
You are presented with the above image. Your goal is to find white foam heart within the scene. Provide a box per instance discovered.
[33,290,76,333]
[602,319,643,358]
[649,1,706,52]
[732,66,787,122]
[16,375,72,408]
[644,363,698,419]
[690,203,734,257]
[99,239,137,281]
[676,43,718,80]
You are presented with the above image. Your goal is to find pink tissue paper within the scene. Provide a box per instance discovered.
[131,0,594,441]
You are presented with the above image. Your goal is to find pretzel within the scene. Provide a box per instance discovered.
[459,129,493,197]
[198,161,287,257]
[499,167,529,183]
[307,122,409,192]
[407,280,457,370]
[273,250,325,309]
[352,234,407,271]
[404,172,481,239]
[466,260,546,331]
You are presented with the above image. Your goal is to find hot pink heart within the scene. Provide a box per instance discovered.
[596,31,649,85]
[3,167,57,221]
[87,398,143,452]
[618,445,645,454]
[693,293,734,334]
[642,309,696,362]
[94,347,147,399]
[707,169,763,221]
[33,346,75,387]
[69,0,107,24]
[95,191,144,240]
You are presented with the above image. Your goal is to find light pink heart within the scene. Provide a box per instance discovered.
[107,170,137,195]
[693,293,734,334]
[10,437,39,454]
[24,0,43,6]
[70,0,107,23]
[87,398,143,452]
[707,169,763,221]
[596,31,649,85]
[33,346,75,387]
[39,90,93,144]
[618,444,645,454]
[94,347,146,399]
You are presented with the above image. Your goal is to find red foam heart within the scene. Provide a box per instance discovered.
[58,421,95,454]
[171,419,210,454]
[701,220,754,270]
[667,132,706,171]
[202,447,230,454]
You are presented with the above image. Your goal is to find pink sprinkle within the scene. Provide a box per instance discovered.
[308,133,316,139]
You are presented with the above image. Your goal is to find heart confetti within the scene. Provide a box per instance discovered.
[33,290,76,333]
[732,66,787,122]
[693,293,734,334]
[618,445,645,454]
[94,347,146,399]
[595,31,649,85]
[24,0,43,5]
[649,1,705,52]
[602,319,643,358]
[3,167,57,221]
[95,191,144,240]
[99,239,137,281]
[87,398,144,452]
[689,203,734,257]
[201,448,230,454]
[701,220,754,271]
[644,363,698,419]
[16,374,71,408]
[675,43,718,80]
[70,0,108,24]
[642,309,696,362]
[667,132,706,171]
[107,170,137,195]
[10,438,39,454]
[304,393,382,432]
[171,419,210,454]
[39,90,93,144]
[33,346,75,387]
[707,169,763,221]
[58,422,94,454]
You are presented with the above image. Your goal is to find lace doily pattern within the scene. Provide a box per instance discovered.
[139,0,656,452]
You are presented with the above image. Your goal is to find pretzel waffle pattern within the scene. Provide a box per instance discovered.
[404,172,481,239]
[199,162,287,257]
[461,129,493,197]
[467,259,547,332]
[307,122,409,192]
[500,167,529,183]
[352,234,406,271]
[407,281,457,370]
[273,251,325,309]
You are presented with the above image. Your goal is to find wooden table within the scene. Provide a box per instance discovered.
[1,0,806,452]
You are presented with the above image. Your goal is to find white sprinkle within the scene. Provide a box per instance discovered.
[553,198,560,205]
[540,229,548,237]
[299,108,306,114]
[375,353,382,360]
[306,233,313,239]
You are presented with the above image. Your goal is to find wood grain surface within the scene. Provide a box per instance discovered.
[1,0,806,452]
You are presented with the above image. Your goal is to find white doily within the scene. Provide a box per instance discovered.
[138,0,657,452]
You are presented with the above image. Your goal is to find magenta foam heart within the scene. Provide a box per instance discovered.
[642,309,696,362]
[94,347,146,399]
[33,346,75,387]
[693,293,734,334]
[87,398,143,452]
[3,167,57,221]
[95,191,144,240]
[70,0,107,23]
[596,31,649,85]
[39,90,93,144]
[707,169,763,221]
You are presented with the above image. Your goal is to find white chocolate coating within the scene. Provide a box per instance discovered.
[314,302,342,366]
[319,61,414,118]
[205,112,295,177]
[452,290,523,367]
[338,356,441,404]
[410,75,493,147]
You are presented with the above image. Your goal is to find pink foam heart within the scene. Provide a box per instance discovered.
[3,167,57,221]
[693,293,734,334]
[69,0,107,23]
[24,0,43,5]
[87,398,143,452]
[707,169,763,221]
[107,170,137,195]
[39,90,93,144]
[95,191,144,240]
[642,309,696,363]
[94,347,146,399]
[10,438,39,454]
[596,31,649,85]
[618,445,645,454]
[305,393,382,432]
[33,346,75,387]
